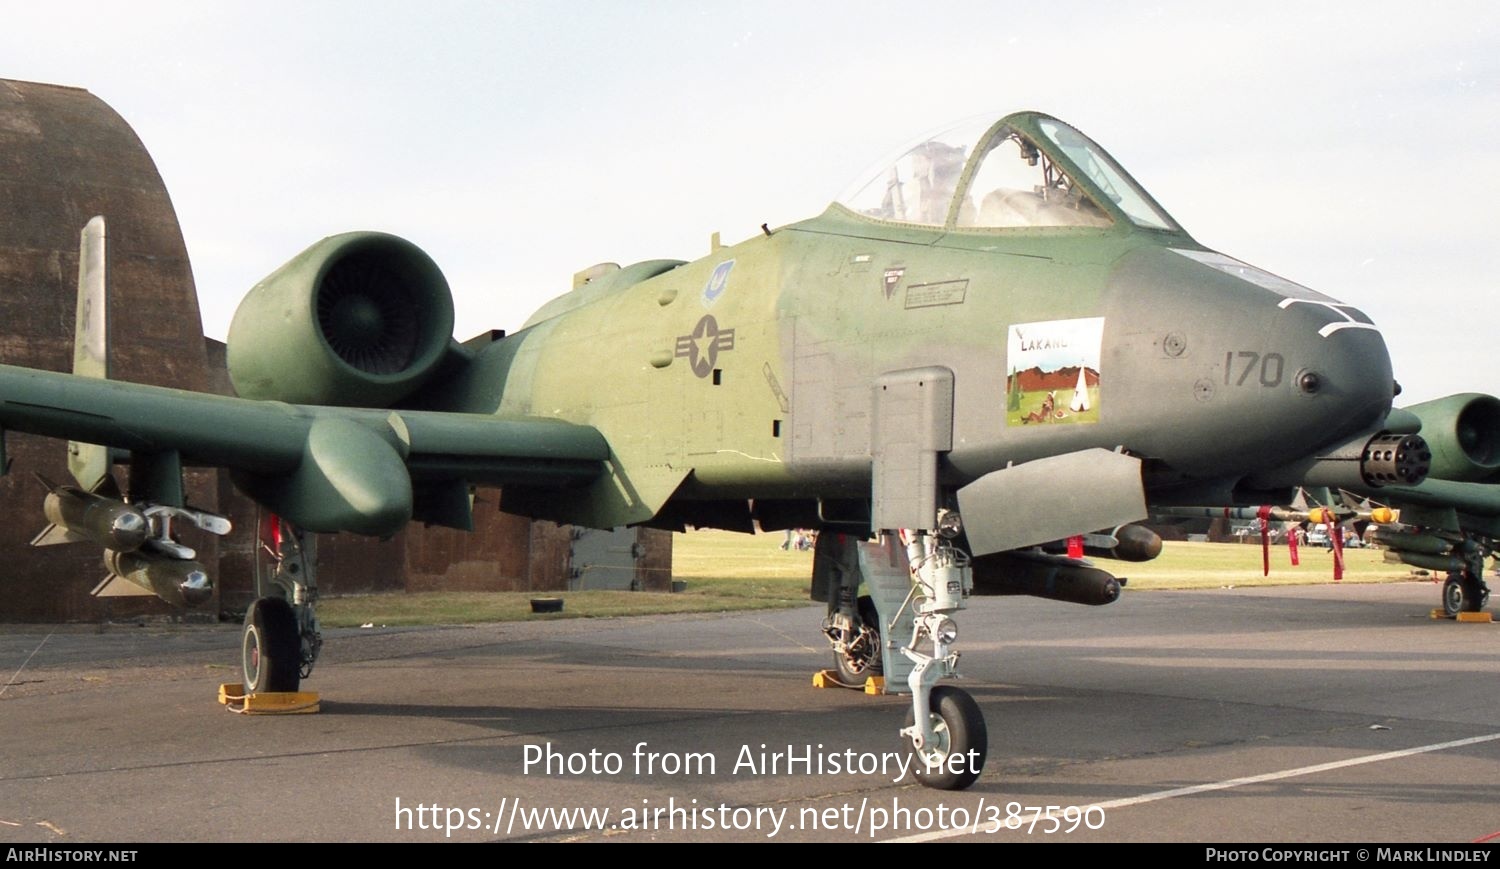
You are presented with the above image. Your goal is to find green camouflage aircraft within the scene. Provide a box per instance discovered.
[0,111,1447,790]
[1304,393,1500,617]
[1158,393,1500,618]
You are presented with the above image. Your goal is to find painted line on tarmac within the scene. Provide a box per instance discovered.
[890,731,1500,842]
[0,629,54,699]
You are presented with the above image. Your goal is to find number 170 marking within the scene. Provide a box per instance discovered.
[1224,351,1284,387]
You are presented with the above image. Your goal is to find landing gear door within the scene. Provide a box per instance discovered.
[857,536,917,693]
[871,367,954,532]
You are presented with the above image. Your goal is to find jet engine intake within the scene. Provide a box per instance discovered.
[227,232,455,407]
[1401,392,1500,482]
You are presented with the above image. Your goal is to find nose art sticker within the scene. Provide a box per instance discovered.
[1006,317,1104,427]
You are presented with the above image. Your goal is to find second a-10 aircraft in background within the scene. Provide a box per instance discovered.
[2,109,1468,791]
[1361,394,1500,617]
[1163,391,1500,619]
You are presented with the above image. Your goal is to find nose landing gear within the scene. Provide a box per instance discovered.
[896,528,986,790]
[814,514,989,790]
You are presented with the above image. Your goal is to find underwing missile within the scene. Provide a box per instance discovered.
[100,550,213,607]
[1370,527,1455,556]
[1040,524,1162,562]
[32,485,149,552]
[971,552,1122,606]
[1380,550,1466,574]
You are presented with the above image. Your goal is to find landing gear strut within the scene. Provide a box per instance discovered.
[896,526,986,790]
[814,516,988,790]
[242,513,322,693]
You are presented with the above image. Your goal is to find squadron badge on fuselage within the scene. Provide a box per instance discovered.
[702,259,735,307]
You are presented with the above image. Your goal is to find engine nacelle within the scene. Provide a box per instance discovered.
[1402,393,1500,482]
[227,232,455,407]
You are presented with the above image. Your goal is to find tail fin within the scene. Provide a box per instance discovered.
[90,575,156,598]
[68,216,111,491]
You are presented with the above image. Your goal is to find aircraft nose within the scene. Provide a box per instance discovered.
[1099,247,1398,479]
[1269,298,1394,439]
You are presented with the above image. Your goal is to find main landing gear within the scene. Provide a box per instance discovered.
[1441,564,1491,618]
[242,514,322,694]
[1433,537,1491,618]
[823,594,883,686]
[817,512,988,791]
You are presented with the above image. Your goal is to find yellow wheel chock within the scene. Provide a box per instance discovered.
[1429,609,1494,623]
[218,683,321,715]
[811,670,887,695]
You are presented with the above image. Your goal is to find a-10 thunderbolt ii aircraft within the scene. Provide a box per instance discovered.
[1158,392,1500,619]
[0,110,1443,791]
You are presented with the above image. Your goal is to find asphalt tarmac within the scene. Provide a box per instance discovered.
[2,580,1497,843]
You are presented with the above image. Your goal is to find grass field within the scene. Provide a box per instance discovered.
[317,531,1423,627]
[1116,539,1411,588]
[318,532,815,627]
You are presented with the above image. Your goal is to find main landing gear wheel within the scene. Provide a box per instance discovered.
[833,595,883,685]
[1442,575,1464,617]
[903,685,987,791]
[243,597,301,693]
[1444,573,1490,616]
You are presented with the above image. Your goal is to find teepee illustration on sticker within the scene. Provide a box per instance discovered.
[1069,366,1091,413]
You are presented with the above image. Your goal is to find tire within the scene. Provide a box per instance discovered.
[243,597,301,693]
[833,596,883,685]
[1459,573,1488,614]
[903,685,988,791]
[1442,575,1464,618]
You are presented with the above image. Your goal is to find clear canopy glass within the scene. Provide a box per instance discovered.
[1034,118,1173,230]
[837,116,993,227]
[836,113,1176,232]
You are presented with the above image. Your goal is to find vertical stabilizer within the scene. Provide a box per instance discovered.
[68,216,111,491]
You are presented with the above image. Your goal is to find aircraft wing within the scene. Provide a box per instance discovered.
[0,362,607,536]
[1379,479,1500,519]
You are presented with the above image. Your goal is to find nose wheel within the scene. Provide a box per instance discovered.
[893,526,986,790]
[903,684,987,790]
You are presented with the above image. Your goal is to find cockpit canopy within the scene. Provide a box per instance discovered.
[837,112,1178,232]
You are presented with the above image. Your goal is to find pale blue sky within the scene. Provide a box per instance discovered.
[3,1,1497,403]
